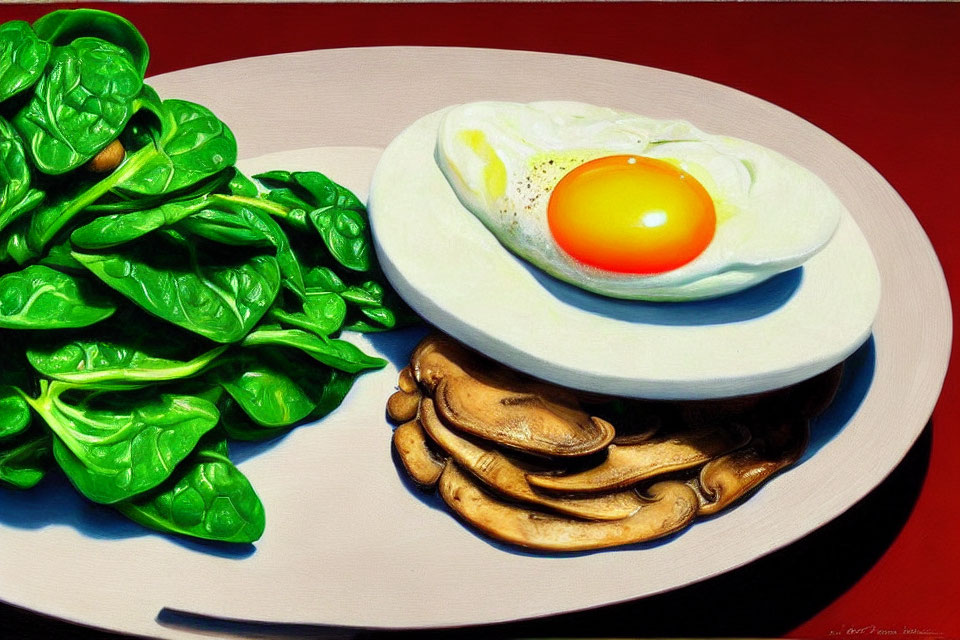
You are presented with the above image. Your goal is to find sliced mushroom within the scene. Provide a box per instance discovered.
[612,427,660,446]
[433,372,615,458]
[397,366,418,394]
[386,389,421,423]
[419,398,643,521]
[439,462,698,552]
[393,419,447,489]
[527,423,751,493]
[697,419,809,516]
[411,333,477,393]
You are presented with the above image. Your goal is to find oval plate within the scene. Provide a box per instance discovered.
[368,105,881,400]
[0,47,950,638]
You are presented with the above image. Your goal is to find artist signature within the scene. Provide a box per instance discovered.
[827,624,947,637]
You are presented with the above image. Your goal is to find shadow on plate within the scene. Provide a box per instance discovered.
[522,260,803,325]
[0,471,255,558]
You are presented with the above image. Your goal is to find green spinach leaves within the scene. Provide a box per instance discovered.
[0,8,413,545]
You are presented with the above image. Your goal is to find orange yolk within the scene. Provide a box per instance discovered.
[547,155,716,274]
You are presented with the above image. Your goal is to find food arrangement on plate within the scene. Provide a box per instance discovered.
[0,8,882,555]
[387,333,842,551]
[0,9,411,543]
[373,100,878,551]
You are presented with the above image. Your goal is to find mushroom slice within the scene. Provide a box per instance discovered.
[697,419,809,516]
[433,373,614,458]
[439,463,698,552]
[393,419,447,489]
[527,423,751,493]
[612,424,660,446]
[387,389,421,423]
[420,399,643,521]
[397,366,419,394]
[410,333,479,393]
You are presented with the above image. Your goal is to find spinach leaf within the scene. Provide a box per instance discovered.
[0,115,44,236]
[252,170,372,271]
[311,368,358,420]
[32,8,149,77]
[0,20,50,103]
[0,432,51,489]
[116,434,265,543]
[0,264,116,329]
[175,206,271,247]
[242,327,386,374]
[112,99,237,197]
[269,291,346,337]
[308,205,371,272]
[13,37,142,174]
[228,168,259,198]
[36,237,85,272]
[0,385,31,439]
[215,351,358,438]
[191,198,305,296]
[216,394,277,441]
[32,383,219,504]
[214,353,316,428]
[26,337,226,386]
[304,266,345,293]
[72,241,280,343]
[70,197,208,249]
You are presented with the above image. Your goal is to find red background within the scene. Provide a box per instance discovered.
[0,3,957,639]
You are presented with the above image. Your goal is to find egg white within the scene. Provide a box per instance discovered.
[435,101,845,300]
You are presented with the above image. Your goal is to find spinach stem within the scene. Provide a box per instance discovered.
[29,144,158,253]
[212,194,291,219]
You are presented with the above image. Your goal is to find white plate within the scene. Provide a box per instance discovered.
[368,106,881,400]
[0,48,951,639]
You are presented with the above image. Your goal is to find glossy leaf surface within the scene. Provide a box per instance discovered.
[113,99,237,196]
[0,265,116,329]
[242,327,386,374]
[70,198,208,249]
[0,116,43,235]
[0,432,51,489]
[13,37,142,174]
[43,387,219,504]
[215,353,316,428]
[27,335,226,386]
[73,244,281,343]
[0,385,31,439]
[0,20,50,103]
[32,8,149,77]
[116,436,265,543]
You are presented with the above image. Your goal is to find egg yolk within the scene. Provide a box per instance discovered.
[547,155,716,274]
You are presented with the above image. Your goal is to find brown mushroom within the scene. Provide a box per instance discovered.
[410,333,477,393]
[397,366,419,394]
[697,419,809,515]
[526,423,751,493]
[433,372,615,458]
[419,398,643,521]
[386,389,421,424]
[393,419,446,489]
[438,462,698,552]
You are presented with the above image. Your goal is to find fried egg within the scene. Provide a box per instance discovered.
[435,101,844,300]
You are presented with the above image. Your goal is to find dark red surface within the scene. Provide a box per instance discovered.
[0,3,957,639]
